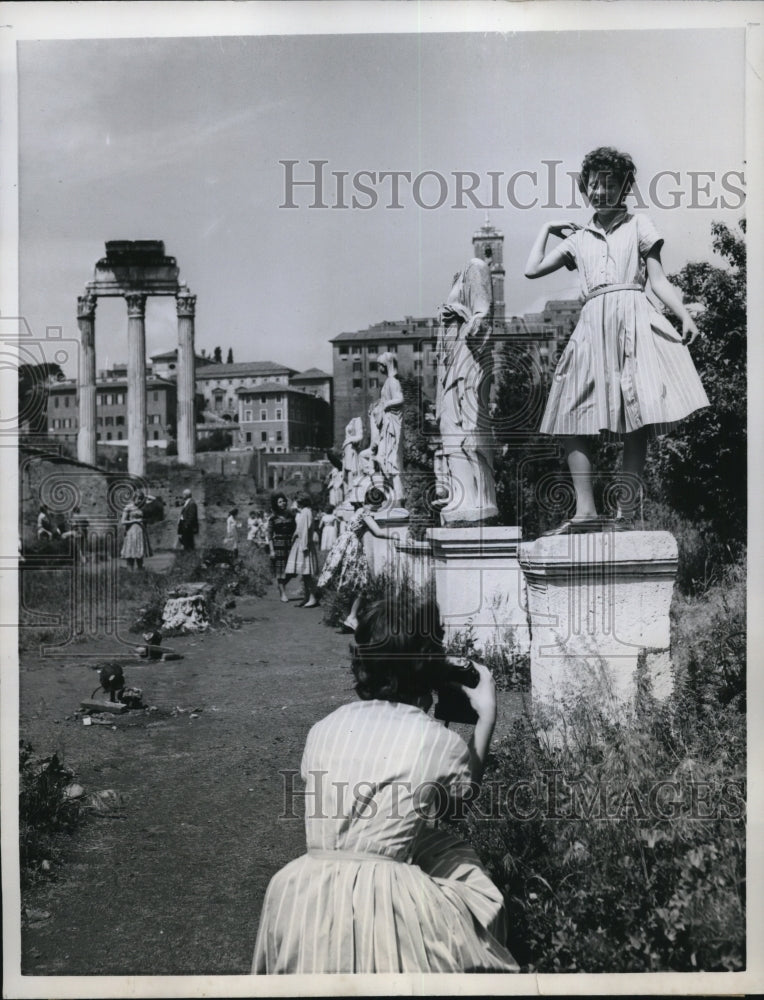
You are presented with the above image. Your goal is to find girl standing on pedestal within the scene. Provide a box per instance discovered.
[524,146,709,533]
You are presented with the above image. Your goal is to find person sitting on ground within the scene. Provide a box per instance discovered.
[252,594,518,974]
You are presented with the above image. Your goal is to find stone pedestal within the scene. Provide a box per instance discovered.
[364,508,409,577]
[126,293,147,477]
[76,294,97,466]
[518,531,678,716]
[426,526,530,654]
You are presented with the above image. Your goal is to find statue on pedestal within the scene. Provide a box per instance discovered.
[341,415,364,494]
[376,352,405,505]
[433,257,498,524]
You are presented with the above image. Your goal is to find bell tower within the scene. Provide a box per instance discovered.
[472,216,505,328]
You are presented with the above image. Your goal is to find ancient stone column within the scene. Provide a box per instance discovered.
[76,293,97,465]
[176,286,197,466]
[125,293,147,476]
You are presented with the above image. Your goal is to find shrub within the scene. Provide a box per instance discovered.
[19,741,83,885]
[460,559,746,973]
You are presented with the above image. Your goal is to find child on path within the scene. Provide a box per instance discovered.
[524,146,709,533]
[284,494,319,607]
[316,486,395,633]
[252,595,518,974]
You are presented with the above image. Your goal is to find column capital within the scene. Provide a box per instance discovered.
[176,289,197,318]
[125,293,147,317]
[77,293,97,319]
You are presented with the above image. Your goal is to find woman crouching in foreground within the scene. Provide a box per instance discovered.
[252,596,518,974]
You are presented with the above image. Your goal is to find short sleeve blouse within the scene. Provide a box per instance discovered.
[555,213,664,292]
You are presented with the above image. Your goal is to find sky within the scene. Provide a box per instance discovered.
[17,27,745,377]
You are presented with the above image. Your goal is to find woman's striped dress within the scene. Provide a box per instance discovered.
[252,699,518,974]
[540,212,709,437]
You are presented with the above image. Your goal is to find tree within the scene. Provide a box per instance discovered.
[18,362,65,435]
[647,220,746,549]
[226,348,234,364]
[213,346,222,364]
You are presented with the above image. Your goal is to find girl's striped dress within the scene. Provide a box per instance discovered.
[540,212,709,436]
[253,699,518,974]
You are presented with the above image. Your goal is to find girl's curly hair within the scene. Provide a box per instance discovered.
[351,595,446,703]
[579,146,636,195]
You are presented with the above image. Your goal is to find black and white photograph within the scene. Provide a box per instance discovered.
[1,2,762,996]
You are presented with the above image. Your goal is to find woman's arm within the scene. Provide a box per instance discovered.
[524,221,580,278]
[646,251,700,344]
[361,512,396,539]
[460,661,497,783]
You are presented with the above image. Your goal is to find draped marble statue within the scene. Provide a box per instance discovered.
[433,257,498,524]
[376,352,405,505]
[341,415,364,494]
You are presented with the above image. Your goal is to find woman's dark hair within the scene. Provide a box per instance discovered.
[579,146,636,197]
[296,493,312,509]
[270,491,288,513]
[364,486,387,509]
[230,507,238,517]
[351,596,446,704]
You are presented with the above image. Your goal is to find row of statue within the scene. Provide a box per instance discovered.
[329,257,497,526]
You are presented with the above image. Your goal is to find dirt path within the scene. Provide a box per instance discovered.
[20,588,356,976]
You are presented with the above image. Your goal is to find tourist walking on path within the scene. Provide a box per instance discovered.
[267,492,296,603]
[177,489,199,550]
[284,495,319,607]
[316,486,395,633]
[120,501,145,571]
[252,595,518,974]
[525,145,709,533]
[224,507,242,559]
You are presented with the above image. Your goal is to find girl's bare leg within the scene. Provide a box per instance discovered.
[303,575,318,607]
[277,576,289,602]
[563,436,598,520]
[344,594,363,630]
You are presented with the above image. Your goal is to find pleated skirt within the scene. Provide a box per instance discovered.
[540,290,709,437]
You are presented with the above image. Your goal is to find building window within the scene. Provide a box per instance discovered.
[105,393,112,405]
[352,378,363,389]
[339,346,348,357]
[64,396,69,407]
[117,431,123,440]
[54,398,59,408]
[244,410,252,421]
[261,411,267,421]
[106,432,112,441]
[246,432,252,443]
[275,395,282,403]
[387,345,397,353]
[414,360,423,371]
[153,391,159,402]
[276,409,282,420]
[368,377,378,389]
[276,431,283,442]
[153,431,159,440]
[96,432,101,441]
[261,395,266,403]
[413,342,422,354]
[97,417,103,427]
[368,361,377,371]
[352,362,362,373]
[367,345,377,355]
[261,431,267,442]
[105,416,114,426]
[116,416,124,426]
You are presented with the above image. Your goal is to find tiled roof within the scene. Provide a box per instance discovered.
[236,381,308,395]
[331,321,437,344]
[292,368,331,379]
[196,361,295,379]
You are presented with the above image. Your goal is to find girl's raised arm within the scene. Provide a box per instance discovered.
[524,221,580,279]
[645,249,700,344]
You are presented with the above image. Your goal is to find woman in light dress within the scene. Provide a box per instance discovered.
[224,507,242,558]
[120,501,145,571]
[284,494,319,607]
[252,595,518,974]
